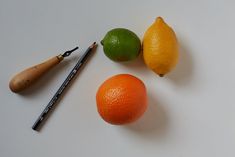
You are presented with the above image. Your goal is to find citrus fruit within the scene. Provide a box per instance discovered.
[101,28,141,62]
[96,74,147,125]
[143,17,179,77]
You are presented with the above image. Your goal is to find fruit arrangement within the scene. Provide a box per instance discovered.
[98,17,179,125]
[9,16,179,129]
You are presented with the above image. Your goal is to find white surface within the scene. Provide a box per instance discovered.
[1,0,235,156]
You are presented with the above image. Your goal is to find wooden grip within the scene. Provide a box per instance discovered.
[9,55,63,93]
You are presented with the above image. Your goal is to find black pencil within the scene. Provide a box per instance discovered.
[32,42,97,131]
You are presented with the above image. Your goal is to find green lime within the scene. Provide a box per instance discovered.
[101,28,141,62]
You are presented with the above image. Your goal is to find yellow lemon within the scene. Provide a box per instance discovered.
[143,17,179,77]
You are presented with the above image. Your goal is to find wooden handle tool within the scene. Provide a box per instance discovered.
[9,47,78,93]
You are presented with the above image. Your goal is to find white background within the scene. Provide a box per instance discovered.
[1,0,235,157]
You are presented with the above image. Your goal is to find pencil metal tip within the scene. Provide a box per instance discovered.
[89,42,97,49]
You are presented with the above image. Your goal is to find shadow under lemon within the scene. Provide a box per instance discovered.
[115,42,194,84]
[166,41,194,86]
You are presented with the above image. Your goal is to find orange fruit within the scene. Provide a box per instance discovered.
[96,74,147,125]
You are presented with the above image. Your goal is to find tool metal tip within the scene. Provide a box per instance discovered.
[62,46,79,57]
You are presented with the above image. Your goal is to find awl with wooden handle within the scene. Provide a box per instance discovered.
[9,47,78,93]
